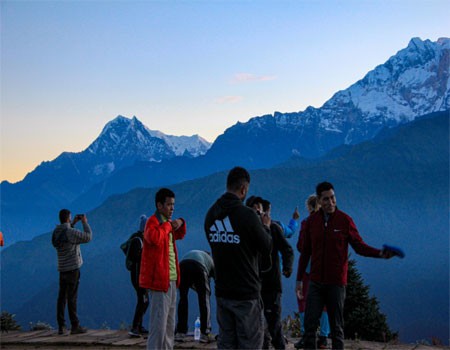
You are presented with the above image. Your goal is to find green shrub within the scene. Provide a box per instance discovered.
[282,311,302,338]
[1,311,21,332]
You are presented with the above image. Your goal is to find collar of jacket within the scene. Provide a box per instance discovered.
[154,210,168,224]
[319,207,339,220]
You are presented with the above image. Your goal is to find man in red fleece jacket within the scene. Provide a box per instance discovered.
[140,188,186,350]
[296,182,394,350]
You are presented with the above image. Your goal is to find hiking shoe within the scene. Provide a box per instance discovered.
[317,336,328,349]
[175,332,186,342]
[294,337,305,349]
[128,328,141,338]
[58,326,68,335]
[70,326,87,335]
[200,333,214,343]
[139,326,149,335]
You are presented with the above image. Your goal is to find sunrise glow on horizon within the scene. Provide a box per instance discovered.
[1,1,449,183]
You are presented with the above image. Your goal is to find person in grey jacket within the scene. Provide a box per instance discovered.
[175,250,215,343]
[52,209,92,335]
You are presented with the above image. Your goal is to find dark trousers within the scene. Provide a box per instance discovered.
[216,297,264,349]
[262,291,285,350]
[57,269,80,329]
[131,265,149,329]
[304,281,346,350]
[176,260,211,335]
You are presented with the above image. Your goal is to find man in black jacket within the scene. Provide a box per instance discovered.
[204,166,272,349]
[259,198,294,350]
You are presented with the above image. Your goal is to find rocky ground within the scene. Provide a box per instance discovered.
[1,330,448,350]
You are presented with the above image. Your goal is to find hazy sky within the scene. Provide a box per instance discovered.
[1,0,449,183]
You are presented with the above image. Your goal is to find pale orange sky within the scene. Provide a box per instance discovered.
[2,0,448,183]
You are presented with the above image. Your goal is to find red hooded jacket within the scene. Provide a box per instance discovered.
[297,209,381,286]
[139,212,186,291]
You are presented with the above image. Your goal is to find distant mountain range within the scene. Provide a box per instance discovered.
[1,110,448,344]
[205,37,450,165]
[61,37,450,222]
[2,37,448,244]
[1,116,211,244]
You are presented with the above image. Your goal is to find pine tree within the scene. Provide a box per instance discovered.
[344,259,396,342]
[1,311,21,332]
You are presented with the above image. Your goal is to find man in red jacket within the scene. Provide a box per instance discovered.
[139,188,186,350]
[297,182,394,350]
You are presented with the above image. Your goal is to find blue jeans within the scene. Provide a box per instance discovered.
[304,281,345,350]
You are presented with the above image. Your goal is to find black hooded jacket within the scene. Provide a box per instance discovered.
[261,222,294,293]
[204,192,272,300]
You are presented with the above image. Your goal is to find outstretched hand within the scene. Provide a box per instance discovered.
[380,249,395,259]
[381,244,405,259]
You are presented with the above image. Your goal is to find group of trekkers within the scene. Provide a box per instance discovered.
[52,166,396,350]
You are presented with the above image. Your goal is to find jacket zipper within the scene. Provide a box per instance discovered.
[321,219,327,283]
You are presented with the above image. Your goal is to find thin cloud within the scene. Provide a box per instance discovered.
[214,96,244,104]
[231,73,277,84]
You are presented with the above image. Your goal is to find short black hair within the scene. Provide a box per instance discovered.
[226,166,250,192]
[245,195,256,207]
[155,188,175,207]
[245,195,263,208]
[59,209,71,224]
[316,181,334,197]
[261,199,271,212]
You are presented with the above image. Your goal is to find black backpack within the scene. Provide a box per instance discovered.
[52,228,68,248]
[120,231,143,271]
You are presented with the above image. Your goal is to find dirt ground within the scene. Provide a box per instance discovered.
[1,329,448,350]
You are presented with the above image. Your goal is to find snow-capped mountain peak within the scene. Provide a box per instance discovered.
[87,115,211,159]
[87,115,167,159]
[208,37,449,162]
[312,37,449,139]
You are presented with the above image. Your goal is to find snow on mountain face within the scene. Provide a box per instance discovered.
[286,38,448,142]
[215,37,449,161]
[147,129,211,157]
[88,115,211,161]
[87,116,175,163]
[346,38,448,119]
[322,38,449,127]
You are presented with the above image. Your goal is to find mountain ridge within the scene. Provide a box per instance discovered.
[1,37,449,244]
[207,37,449,162]
[0,115,211,244]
